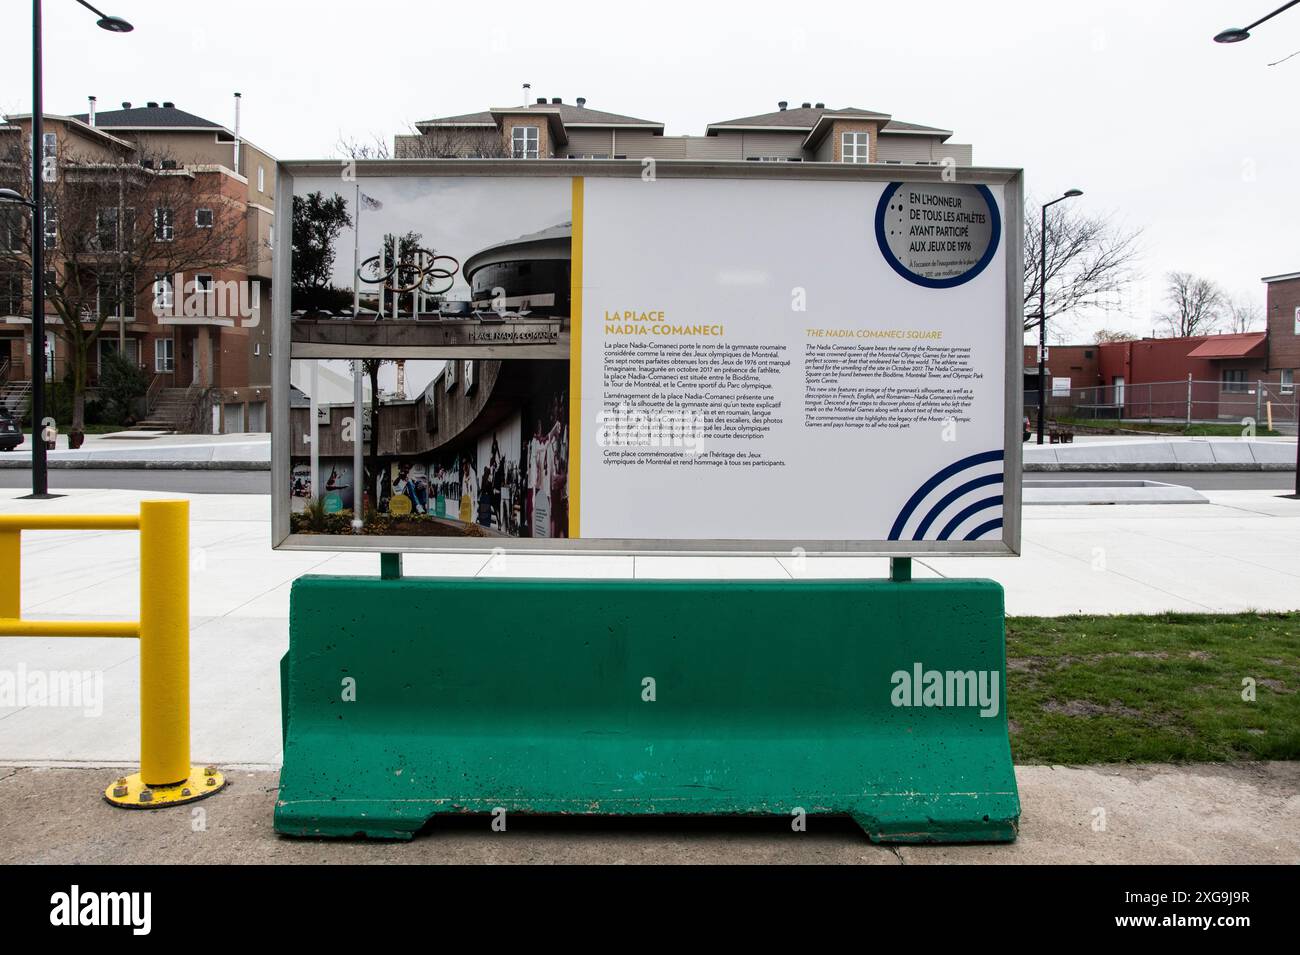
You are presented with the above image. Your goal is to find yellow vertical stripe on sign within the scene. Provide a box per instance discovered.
[568,176,583,539]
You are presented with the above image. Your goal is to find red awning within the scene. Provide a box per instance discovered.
[1186,333,1267,359]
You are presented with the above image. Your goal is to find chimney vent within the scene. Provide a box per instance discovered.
[576,97,586,108]
[536,97,547,104]
[522,81,530,106]
[778,101,788,110]
[147,101,159,108]
[121,101,131,109]
[801,102,811,108]
[233,92,242,176]
[88,96,97,126]
[814,102,825,109]
[163,101,174,108]
[551,97,561,104]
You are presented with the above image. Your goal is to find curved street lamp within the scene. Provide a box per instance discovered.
[22,0,133,498]
[1214,1,1298,42]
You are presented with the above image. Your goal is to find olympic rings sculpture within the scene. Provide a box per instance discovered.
[357,249,461,296]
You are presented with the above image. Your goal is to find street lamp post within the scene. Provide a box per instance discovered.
[1212,1,1300,495]
[1036,189,1083,445]
[5,0,133,498]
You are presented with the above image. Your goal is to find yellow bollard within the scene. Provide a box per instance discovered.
[104,500,224,808]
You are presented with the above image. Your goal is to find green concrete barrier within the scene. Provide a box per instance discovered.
[275,576,1019,842]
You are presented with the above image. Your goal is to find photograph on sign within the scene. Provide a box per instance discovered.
[274,163,1022,555]
[290,176,570,359]
[288,356,568,539]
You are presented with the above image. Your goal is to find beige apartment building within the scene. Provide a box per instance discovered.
[395,97,973,165]
[0,99,275,433]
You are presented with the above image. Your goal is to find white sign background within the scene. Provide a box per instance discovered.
[579,177,1009,545]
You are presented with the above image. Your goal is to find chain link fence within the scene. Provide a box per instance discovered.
[1025,378,1299,434]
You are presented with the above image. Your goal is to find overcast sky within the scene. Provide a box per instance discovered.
[3,0,1295,342]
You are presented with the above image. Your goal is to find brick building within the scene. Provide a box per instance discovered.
[1025,331,1290,425]
[396,96,973,165]
[0,100,275,432]
[1263,271,1299,398]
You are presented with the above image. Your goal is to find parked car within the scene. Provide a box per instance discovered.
[0,408,23,451]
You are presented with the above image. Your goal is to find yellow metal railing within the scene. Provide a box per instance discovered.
[0,500,225,808]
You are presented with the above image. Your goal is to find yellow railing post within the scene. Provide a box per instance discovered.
[0,504,223,808]
[0,530,19,620]
[138,500,191,787]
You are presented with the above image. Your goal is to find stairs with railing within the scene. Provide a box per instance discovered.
[0,380,31,415]
[130,386,200,432]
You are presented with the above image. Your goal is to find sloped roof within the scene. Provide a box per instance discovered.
[68,105,223,129]
[707,105,890,131]
[881,119,953,136]
[418,102,662,129]
[1185,332,1267,359]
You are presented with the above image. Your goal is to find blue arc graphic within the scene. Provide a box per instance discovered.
[888,449,1005,542]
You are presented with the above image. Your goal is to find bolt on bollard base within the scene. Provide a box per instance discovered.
[104,767,227,809]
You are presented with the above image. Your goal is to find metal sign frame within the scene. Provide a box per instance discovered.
[273,159,1024,557]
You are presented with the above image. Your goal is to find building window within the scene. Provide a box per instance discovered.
[267,225,273,248]
[511,125,540,159]
[1221,368,1248,393]
[257,166,265,193]
[98,337,140,373]
[195,273,213,312]
[841,131,871,164]
[41,132,57,182]
[1281,369,1294,395]
[97,207,133,250]
[97,274,135,318]
[155,337,174,373]
[1,207,22,252]
[154,207,174,241]
[153,273,174,312]
[195,208,213,228]
[43,201,57,250]
[0,274,21,315]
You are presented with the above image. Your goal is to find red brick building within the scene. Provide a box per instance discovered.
[1025,330,1290,424]
[0,102,274,432]
[1263,271,1299,399]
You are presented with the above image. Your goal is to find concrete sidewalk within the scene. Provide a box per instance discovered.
[0,485,1296,769]
[1024,436,1296,470]
[0,432,1292,471]
[0,486,1296,862]
[1,763,1294,864]
[0,432,270,469]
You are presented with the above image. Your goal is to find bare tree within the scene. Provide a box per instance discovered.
[0,141,245,438]
[1024,202,1142,333]
[1160,271,1225,338]
[1224,295,1263,334]
[338,123,512,161]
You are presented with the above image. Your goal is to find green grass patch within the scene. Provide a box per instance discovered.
[1006,612,1299,764]
[1054,417,1279,437]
